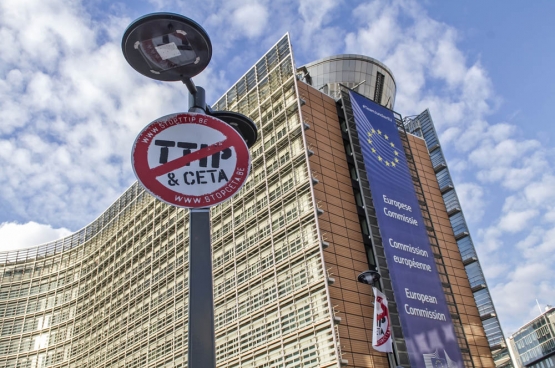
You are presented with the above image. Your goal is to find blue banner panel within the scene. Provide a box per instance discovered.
[349,91,464,368]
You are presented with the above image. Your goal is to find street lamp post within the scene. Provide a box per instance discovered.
[357,270,400,368]
[122,13,257,368]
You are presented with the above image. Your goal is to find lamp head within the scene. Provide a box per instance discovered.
[209,111,258,148]
[357,270,381,286]
[122,12,212,82]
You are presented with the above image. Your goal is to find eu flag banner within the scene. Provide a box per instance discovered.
[348,91,464,368]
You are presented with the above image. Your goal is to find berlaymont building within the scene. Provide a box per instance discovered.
[0,34,506,368]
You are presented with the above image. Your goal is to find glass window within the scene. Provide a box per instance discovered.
[465,262,486,288]
[473,288,495,316]
[457,236,477,260]
[373,72,384,104]
[430,149,445,168]
[449,212,468,235]
[349,165,358,180]
[442,190,460,212]
[417,111,440,148]
[436,169,453,189]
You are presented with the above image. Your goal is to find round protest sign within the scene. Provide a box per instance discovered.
[132,112,250,208]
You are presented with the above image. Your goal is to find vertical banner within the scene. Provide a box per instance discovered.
[348,91,464,368]
[372,287,393,353]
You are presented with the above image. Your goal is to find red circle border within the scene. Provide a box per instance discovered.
[131,112,251,208]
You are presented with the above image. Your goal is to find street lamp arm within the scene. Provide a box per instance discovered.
[182,77,198,95]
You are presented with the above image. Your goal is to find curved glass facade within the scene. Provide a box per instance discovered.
[0,35,338,368]
[0,184,191,367]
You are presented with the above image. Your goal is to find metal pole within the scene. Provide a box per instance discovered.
[186,86,216,368]
[185,79,204,113]
[187,208,215,368]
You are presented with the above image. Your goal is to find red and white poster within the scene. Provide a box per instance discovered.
[132,112,250,208]
[372,287,393,353]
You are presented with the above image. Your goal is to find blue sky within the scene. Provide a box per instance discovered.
[0,0,553,337]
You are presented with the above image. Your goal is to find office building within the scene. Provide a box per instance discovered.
[402,111,509,367]
[403,111,506,350]
[508,307,555,368]
[298,53,509,366]
[0,34,496,367]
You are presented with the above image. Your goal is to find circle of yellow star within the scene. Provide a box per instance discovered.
[365,128,401,169]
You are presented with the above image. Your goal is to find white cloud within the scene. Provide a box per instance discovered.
[455,182,486,224]
[469,137,541,169]
[0,0,190,228]
[0,222,72,252]
[477,226,503,253]
[232,3,269,39]
[429,32,466,87]
[489,261,554,334]
[295,0,344,58]
[345,1,402,61]
[524,174,555,206]
[475,176,555,332]
[0,0,95,72]
[201,0,276,45]
[498,209,538,233]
